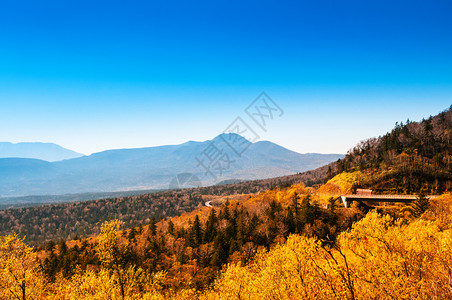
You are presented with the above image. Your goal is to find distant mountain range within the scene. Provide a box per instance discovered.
[0,142,84,162]
[0,134,343,197]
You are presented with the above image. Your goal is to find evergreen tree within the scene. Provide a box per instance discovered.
[411,191,430,217]
[167,220,175,235]
[248,214,260,237]
[203,209,217,243]
[285,206,296,234]
[189,215,203,248]
[58,239,68,255]
[211,232,228,267]
[221,200,231,220]
[149,217,157,235]
[127,227,137,241]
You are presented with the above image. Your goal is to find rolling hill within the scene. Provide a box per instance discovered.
[333,106,452,194]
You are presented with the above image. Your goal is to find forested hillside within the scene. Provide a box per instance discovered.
[0,166,331,244]
[206,194,452,299]
[37,183,361,291]
[335,106,452,194]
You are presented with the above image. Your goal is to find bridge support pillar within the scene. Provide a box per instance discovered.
[341,196,348,208]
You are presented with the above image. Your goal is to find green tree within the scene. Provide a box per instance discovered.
[149,217,157,236]
[203,209,217,243]
[188,215,203,248]
[167,220,175,236]
[411,191,430,217]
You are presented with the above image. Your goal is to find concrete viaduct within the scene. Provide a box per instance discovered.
[340,194,436,208]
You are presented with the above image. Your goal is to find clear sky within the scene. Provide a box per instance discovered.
[0,0,451,155]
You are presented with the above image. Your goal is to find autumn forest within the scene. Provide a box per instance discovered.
[1,107,452,299]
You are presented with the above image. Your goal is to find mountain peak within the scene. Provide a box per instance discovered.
[212,133,253,144]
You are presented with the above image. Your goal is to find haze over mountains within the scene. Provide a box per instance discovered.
[0,134,343,197]
[0,142,84,162]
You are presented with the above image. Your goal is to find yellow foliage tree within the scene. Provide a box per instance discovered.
[48,267,167,300]
[96,220,166,300]
[0,234,45,300]
[202,203,452,300]
[318,171,362,196]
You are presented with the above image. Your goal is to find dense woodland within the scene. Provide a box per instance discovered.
[0,190,203,244]
[38,186,362,291]
[1,184,451,299]
[0,189,160,210]
[0,166,330,244]
[336,106,452,194]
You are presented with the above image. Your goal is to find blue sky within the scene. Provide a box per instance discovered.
[0,0,451,155]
